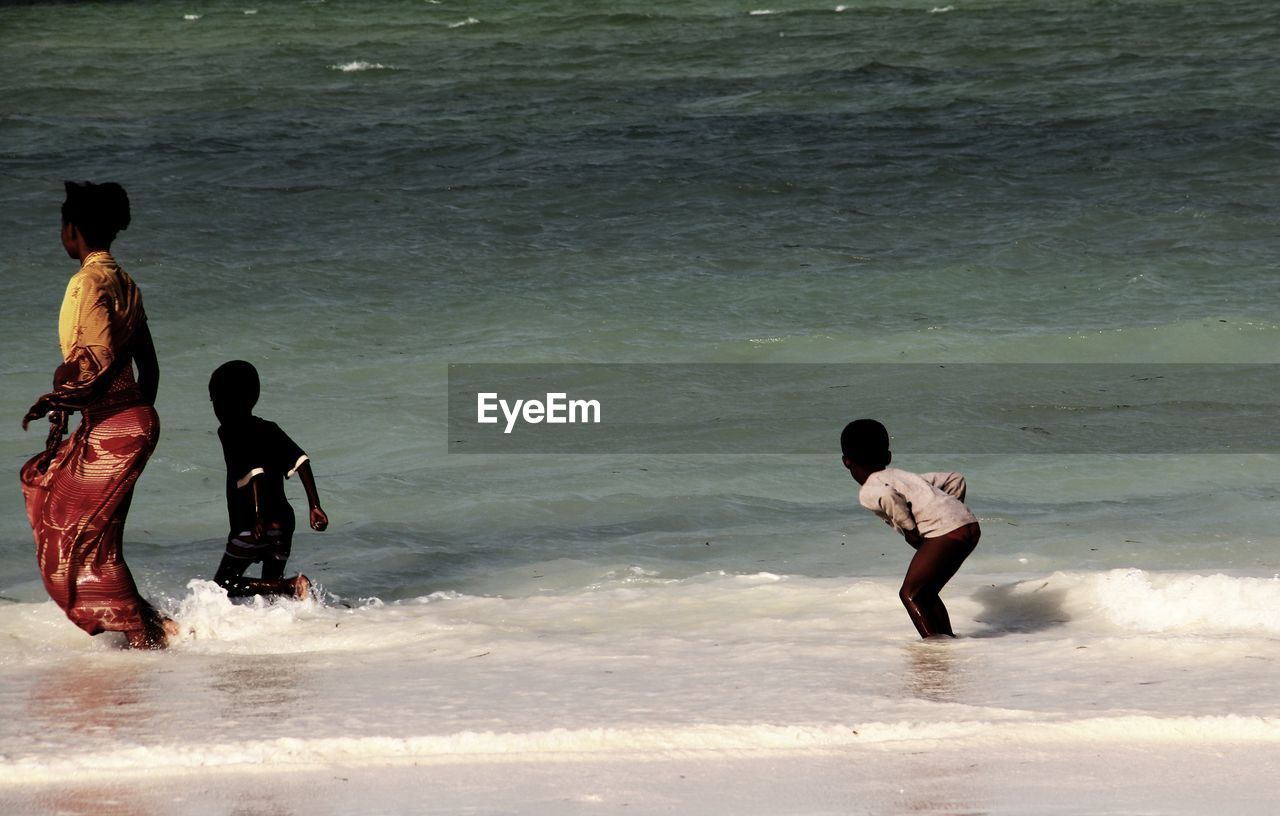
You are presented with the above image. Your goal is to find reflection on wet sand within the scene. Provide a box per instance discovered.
[897,791,988,816]
[894,751,988,816]
[892,644,989,814]
[210,655,303,714]
[33,786,157,816]
[229,790,295,816]
[27,658,154,738]
[22,784,295,816]
[21,662,162,816]
[902,642,965,704]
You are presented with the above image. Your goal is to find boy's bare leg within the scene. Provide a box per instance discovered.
[260,554,287,581]
[214,553,252,585]
[214,553,309,600]
[900,524,979,639]
[211,552,292,598]
[220,576,304,598]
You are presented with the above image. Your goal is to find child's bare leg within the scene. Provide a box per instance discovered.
[215,554,292,598]
[257,552,307,598]
[220,575,303,598]
[214,553,252,586]
[900,524,979,639]
[260,555,287,581]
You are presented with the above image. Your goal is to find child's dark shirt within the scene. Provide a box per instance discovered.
[218,416,308,535]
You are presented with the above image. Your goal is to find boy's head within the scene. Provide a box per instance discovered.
[841,418,891,483]
[209,360,260,423]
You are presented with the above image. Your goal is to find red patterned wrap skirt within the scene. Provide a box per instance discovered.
[20,399,161,635]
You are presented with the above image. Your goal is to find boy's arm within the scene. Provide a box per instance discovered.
[865,485,923,548]
[293,460,328,531]
[249,476,266,541]
[922,471,967,502]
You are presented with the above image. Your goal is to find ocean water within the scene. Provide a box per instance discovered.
[2,0,1279,809]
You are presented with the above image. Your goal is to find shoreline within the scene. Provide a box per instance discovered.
[5,738,1278,815]
[7,714,1280,784]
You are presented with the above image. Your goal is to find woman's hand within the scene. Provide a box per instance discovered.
[22,395,55,431]
[33,410,68,474]
[310,506,329,532]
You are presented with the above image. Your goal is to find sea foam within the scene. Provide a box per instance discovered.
[1086,569,1280,635]
[329,61,393,72]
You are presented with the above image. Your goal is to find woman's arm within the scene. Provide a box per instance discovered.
[22,348,112,428]
[132,320,159,406]
[22,282,146,427]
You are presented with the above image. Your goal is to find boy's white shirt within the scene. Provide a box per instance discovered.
[858,467,977,539]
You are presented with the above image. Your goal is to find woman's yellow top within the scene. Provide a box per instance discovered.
[55,250,146,398]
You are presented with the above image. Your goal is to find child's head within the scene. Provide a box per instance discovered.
[209,360,260,423]
[841,418,891,482]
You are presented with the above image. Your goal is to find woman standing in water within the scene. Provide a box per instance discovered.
[21,181,174,649]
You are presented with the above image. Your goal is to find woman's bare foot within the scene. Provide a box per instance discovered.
[293,574,311,600]
[124,617,175,650]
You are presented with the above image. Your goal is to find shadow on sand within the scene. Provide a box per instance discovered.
[968,579,1070,638]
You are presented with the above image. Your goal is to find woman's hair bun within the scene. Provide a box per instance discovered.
[62,181,131,244]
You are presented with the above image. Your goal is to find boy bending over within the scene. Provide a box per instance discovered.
[841,419,979,639]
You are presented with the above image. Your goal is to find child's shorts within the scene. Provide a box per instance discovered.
[225,529,292,564]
